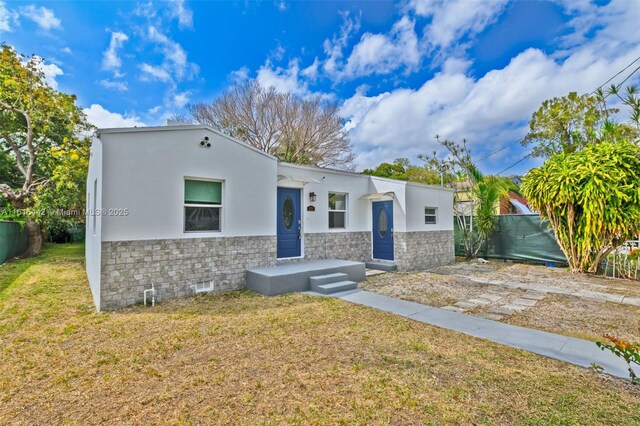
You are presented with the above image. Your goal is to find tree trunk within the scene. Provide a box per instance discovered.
[22,220,43,257]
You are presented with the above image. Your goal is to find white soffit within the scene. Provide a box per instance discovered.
[358,192,395,201]
[277,174,321,185]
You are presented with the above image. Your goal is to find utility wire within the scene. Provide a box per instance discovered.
[493,57,640,175]
[590,56,640,95]
[497,153,532,175]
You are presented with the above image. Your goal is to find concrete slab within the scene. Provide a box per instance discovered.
[478,293,503,302]
[409,308,488,334]
[474,312,504,321]
[454,301,479,309]
[522,292,546,300]
[488,307,515,315]
[442,306,465,313]
[622,297,640,307]
[467,298,492,306]
[247,259,365,296]
[501,304,528,312]
[365,260,397,272]
[511,298,538,307]
[365,269,386,277]
[339,291,433,317]
[572,290,625,304]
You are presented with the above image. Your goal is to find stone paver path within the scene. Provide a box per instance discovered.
[456,275,640,307]
[327,290,631,381]
[441,288,548,321]
[438,273,640,322]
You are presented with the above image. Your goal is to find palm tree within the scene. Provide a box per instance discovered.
[458,165,517,258]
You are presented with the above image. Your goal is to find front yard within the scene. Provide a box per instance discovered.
[362,260,640,343]
[1,245,639,424]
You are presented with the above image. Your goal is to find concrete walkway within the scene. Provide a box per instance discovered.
[328,290,632,381]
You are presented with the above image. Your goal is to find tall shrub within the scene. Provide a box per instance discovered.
[521,141,640,273]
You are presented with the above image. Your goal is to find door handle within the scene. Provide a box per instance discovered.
[298,219,301,240]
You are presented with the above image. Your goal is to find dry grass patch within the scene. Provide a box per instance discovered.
[506,295,640,342]
[1,245,639,424]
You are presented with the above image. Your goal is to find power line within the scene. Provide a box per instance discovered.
[492,57,640,175]
[497,152,532,175]
[591,56,640,95]
[611,64,640,91]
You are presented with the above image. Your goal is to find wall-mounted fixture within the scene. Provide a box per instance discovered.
[200,136,212,148]
[309,192,317,202]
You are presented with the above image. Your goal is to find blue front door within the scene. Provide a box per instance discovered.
[277,187,301,258]
[372,201,394,260]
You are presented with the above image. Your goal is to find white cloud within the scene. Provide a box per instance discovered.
[173,91,190,108]
[322,11,361,77]
[61,47,72,55]
[336,0,640,171]
[558,0,640,53]
[342,45,640,170]
[32,57,63,90]
[99,79,128,92]
[83,104,145,128]
[257,59,335,102]
[168,0,193,29]
[139,63,173,82]
[257,59,309,96]
[229,66,250,83]
[102,31,129,76]
[409,0,509,51]
[300,57,320,81]
[275,0,287,12]
[146,26,198,81]
[0,1,18,32]
[20,4,61,30]
[343,16,420,78]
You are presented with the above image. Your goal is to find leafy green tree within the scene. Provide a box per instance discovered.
[0,44,92,255]
[521,141,640,273]
[522,90,640,158]
[362,158,440,185]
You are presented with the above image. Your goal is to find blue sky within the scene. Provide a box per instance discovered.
[2,0,639,174]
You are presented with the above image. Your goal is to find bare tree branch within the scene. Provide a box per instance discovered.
[189,80,355,170]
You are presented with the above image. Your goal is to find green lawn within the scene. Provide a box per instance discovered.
[0,244,639,424]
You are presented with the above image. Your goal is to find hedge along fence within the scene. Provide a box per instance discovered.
[454,214,567,264]
[0,221,28,264]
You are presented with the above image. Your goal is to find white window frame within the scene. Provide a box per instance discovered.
[328,192,347,230]
[425,207,437,225]
[184,178,223,233]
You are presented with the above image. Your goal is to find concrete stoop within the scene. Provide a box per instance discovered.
[365,260,398,272]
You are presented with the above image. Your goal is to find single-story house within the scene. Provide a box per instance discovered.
[86,125,455,311]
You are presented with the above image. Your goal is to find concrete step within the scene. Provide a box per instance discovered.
[365,261,397,272]
[309,272,349,287]
[313,280,358,294]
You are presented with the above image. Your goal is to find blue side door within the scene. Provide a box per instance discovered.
[277,187,301,258]
[372,200,394,260]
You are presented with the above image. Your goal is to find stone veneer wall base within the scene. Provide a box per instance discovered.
[100,236,276,310]
[277,231,372,264]
[393,230,454,271]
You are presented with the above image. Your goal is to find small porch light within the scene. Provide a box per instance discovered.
[309,192,317,202]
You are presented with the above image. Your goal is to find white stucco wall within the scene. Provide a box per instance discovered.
[277,163,373,234]
[85,136,103,309]
[99,126,278,241]
[405,183,455,231]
